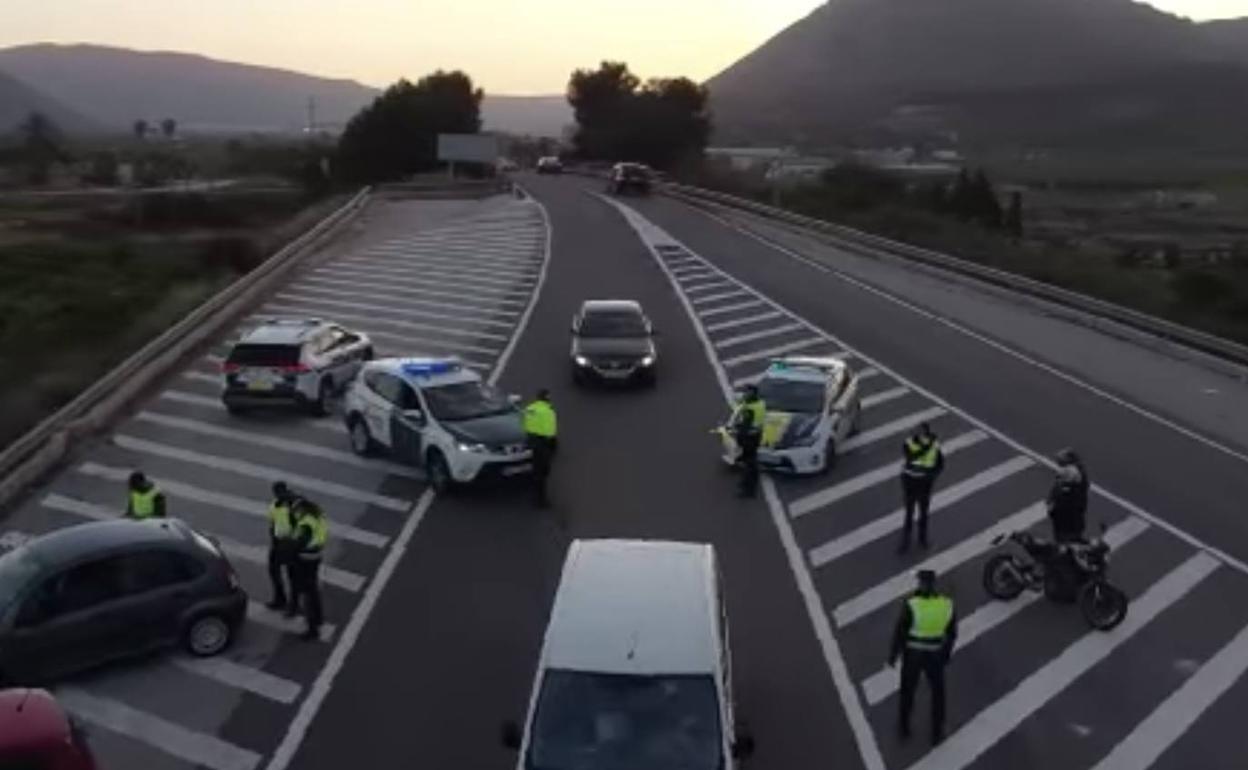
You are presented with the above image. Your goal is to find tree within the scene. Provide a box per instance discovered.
[335,71,483,183]
[1004,191,1024,237]
[133,119,149,141]
[971,171,1003,229]
[16,111,69,185]
[161,118,177,140]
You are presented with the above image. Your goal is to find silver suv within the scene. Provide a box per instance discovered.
[221,318,373,415]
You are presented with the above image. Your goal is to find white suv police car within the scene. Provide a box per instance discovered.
[343,358,532,491]
[720,356,862,474]
[222,318,373,416]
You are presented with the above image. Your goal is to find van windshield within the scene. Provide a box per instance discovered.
[0,546,42,616]
[527,670,722,770]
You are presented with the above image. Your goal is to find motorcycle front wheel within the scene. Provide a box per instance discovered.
[1079,580,1128,631]
[983,554,1026,600]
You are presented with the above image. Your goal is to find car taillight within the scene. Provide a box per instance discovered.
[222,362,240,374]
[280,363,310,374]
[227,567,240,590]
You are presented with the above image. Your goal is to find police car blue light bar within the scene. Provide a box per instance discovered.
[401,359,462,378]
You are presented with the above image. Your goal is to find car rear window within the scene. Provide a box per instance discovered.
[226,344,301,367]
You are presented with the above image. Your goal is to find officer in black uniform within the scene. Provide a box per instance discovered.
[889,569,958,746]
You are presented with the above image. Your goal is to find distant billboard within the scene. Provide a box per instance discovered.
[437,134,499,164]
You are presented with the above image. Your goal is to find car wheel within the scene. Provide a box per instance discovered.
[184,613,233,657]
[348,415,375,457]
[426,450,453,493]
[362,346,375,362]
[312,379,332,417]
[821,439,839,474]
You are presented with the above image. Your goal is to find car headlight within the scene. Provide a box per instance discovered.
[457,442,488,453]
[640,355,655,367]
[574,356,591,367]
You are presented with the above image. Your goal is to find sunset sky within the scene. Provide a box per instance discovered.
[2,0,1246,94]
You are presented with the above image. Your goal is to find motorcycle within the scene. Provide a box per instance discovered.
[982,523,1128,631]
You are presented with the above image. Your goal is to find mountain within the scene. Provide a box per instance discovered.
[708,0,1248,150]
[0,68,95,134]
[1203,18,1248,64]
[482,95,571,138]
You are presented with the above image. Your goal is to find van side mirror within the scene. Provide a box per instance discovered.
[500,720,522,750]
[731,725,756,759]
[403,409,426,426]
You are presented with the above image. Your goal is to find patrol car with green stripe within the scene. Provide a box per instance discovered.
[720,356,862,474]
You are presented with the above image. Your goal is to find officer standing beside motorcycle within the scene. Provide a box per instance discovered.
[1047,448,1089,543]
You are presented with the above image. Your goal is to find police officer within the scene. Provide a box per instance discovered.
[266,482,296,612]
[125,471,166,519]
[289,498,328,641]
[1047,448,1089,543]
[898,423,944,553]
[732,385,766,498]
[523,389,558,508]
[889,569,957,746]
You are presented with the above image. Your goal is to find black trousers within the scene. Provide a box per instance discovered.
[901,475,935,546]
[737,434,760,497]
[899,649,947,741]
[267,543,292,606]
[529,440,553,506]
[291,558,323,632]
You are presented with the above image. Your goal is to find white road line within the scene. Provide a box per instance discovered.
[714,322,806,351]
[291,276,529,309]
[110,435,410,511]
[601,195,887,770]
[76,461,391,548]
[257,306,509,343]
[860,516,1152,705]
[349,248,539,271]
[171,656,302,704]
[1090,622,1248,770]
[361,327,501,357]
[833,502,1048,627]
[315,262,537,292]
[184,371,219,386]
[907,552,1219,770]
[720,338,830,368]
[57,687,261,770]
[132,412,419,482]
[263,301,511,335]
[364,237,540,256]
[789,430,990,517]
[706,311,786,332]
[808,455,1036,567]
[327,258,537,287]
[40,494,367,592]
[671,269,716,281]
[690,289,751,307]
[159,390,345,436]
[839,406,948,452]
[274,292,514,327]
[248,601,336,640]
[683,279,736,294]
[859,366,881,380]
[308,268,533,299]
[862,386,912,410]
[700,299,767,318]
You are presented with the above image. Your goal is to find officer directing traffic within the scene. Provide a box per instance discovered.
[266,482,296,612]
[731,384,766,498]
[889,569,957,746]
[898,423,944,553]
[290,497,328,641]
[523,389,558,508]
[125,471,166,519]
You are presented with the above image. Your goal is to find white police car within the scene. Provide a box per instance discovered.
[343,358,532,491]
[720,356,862,474]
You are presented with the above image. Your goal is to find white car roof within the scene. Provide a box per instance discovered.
[543,539,719,676]
[762,355,849,385]
[368,357,480,388]
[238,318,328,345]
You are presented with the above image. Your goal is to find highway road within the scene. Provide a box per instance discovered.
[5,174,1248,770]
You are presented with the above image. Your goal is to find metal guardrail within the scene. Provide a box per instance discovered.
[665,183,1248,368]
[0,187,373,510]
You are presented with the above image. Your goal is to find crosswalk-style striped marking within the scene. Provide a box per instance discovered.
[683,279,735,294]
[690,289,752,307]
[715,323,807,351]
[306,269,532,300]
[861,386,912,410]
[324,258,537,287]
[247,601,336,640]
[357,246,538,268]
[788,430,990,517]
[720,338,830,368]
[361,327,500,358]
[183,371,220,386]
[263,301,512,334]
[281,282,526,312]
[839,406,948,452]
[274,292,515,327]
[705,310,786,333]
[808,455,1036,567]
[700,299,767,318]
[171,656,302,704]
[110,435,411,511]
[256,307,509,343]
[159,390,346,436]
[906,552,1219,770]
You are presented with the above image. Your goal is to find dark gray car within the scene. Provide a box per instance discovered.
[0,519,248,684]
[571,300,658,387]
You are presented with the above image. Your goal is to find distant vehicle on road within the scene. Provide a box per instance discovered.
[0,519,247,684]
[720,356,862,474]
[536,156,564,175]
[221,317,373,416]
[0,688,97,769]
[502,539,754,769]
[606,162,653,195]
[570,300,658,387]
[343,357,532,492]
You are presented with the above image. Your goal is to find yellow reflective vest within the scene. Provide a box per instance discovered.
[523,400,557,438]
[129,487,162,519]
[296,515,328,560]
[268,502,293,539]
[908,595,953,644]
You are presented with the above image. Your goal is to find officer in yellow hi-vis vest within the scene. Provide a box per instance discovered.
[291,498,328,641]
[889,569,957,746]
[898,423,945,553]
[731,385,766,498]
[266,482,297,612]
[523,389,558,508]
[125,471,166,520]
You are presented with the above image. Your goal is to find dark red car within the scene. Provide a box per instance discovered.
[0,689,96,770]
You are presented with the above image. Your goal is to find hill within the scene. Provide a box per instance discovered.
[0,68,95,134]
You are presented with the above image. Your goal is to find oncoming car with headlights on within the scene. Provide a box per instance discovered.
[719,356,861,475]
[343,358,532,491]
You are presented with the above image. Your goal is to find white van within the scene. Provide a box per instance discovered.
[503,539,754,769]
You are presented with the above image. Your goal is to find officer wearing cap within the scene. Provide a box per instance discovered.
[731,384,766,498]
[889,569,957,746]
[266,482,297,611]
[125,470,166,520]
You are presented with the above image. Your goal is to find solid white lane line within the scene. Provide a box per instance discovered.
[906,552,1219,770]
[326,258,537,287]
[274,292,513,326]
[307,269,533,299]
[715,322,806,351]
[263,301,511,335]
[720,337,830,368]
[690,289,751,306]
[280,282,525,312]
[789,430,990,517]
[699,299,767,318]
[706,310,786,332]
[862,386,912,410]
[40,494,367,592]
[840,406,948,452]
[833,502,1048,627]
[808,455,1036,567]
[1090,622,1248,770]
[110,435,410,511]
[683,279,735,294]
[56,687,261,770]
[247,601,336,640]
[131,412,419,482]
[257,306,509,343]
[859,516,1152,705]
[171,656,302,704]
[76,461,391,548]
